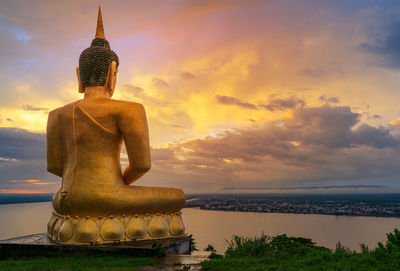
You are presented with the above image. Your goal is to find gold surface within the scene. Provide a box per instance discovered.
[46,8,186,244]
[48,211,186,245]
[47,97,185,217]
[95,6,105,39]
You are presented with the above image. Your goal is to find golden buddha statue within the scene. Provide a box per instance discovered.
[46,7,186,245]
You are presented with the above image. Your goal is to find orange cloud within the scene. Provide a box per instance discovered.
[32,182,56,185]
[9,179,56,185]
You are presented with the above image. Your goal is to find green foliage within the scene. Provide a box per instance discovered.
[225,233,328,258]
[190,237,199,251]
[360,243,369,254]
[204,244,217,253]
[380,228,400,253]
[202,228,400,271]
[225,234,270,258]
[205,244,223,259]
[208,253,223,260]
[0,256,155,271]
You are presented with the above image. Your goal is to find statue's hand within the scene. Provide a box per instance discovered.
[122,166,131,185]
[122,165,150,185]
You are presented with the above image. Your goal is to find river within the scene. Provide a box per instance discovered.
[0,202,399,253]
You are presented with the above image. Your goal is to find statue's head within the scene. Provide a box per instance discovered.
[77,7,119,96]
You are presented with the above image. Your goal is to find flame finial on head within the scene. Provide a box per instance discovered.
[95,6,105,39]
[79,6,118,89]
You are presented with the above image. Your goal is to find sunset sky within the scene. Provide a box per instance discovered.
[1,0,400,194]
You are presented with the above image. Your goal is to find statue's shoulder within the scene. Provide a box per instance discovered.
[49,101,78,115]
[47,105,67,126]
[48,106,63,118]
[48,101,79,117]
[109,99,145,114]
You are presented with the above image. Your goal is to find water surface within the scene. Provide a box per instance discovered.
[0,202,399,253]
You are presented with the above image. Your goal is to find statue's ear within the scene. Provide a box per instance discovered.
[105,61,117,97]
[76,67,84,93]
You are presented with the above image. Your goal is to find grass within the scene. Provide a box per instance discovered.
[3,229,400,270]
[201,229,400,271]
[0,255,156,271]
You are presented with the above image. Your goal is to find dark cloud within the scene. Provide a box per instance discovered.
[148,104,400,191]
[0,128,45,161]
[216,95,258,109]
[351,124,399,148]
[152,78,169,88]
[22,105,48,111]
[182,105,397,156]
[0,159,57,191]
[260,96,305,112]
[287,105,361,148]
[181,72,195,80]
[319,95,340,103]
[361,20,400,68]
[0,128,53,191]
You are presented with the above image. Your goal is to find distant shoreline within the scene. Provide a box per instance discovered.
[194,206,400,219]
[185,193,400,219]
[0,194,53,205]
[1,193,400,219]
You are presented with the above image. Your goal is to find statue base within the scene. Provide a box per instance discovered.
[0,233,192,259]
[47,211,186,245]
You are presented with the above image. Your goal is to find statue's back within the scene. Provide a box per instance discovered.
[48,98,160,215]
[57,99,124,190]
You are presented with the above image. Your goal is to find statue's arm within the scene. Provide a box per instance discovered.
[47,109,63,177]
[119,104,151,185]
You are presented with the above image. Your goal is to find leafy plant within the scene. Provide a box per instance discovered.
[202,228,400,271]
[225,233,327,258]
[204,244,217,254]
[205,244,223,259]
[190,237,199,251]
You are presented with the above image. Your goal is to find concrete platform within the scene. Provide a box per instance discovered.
[0,233,192,259]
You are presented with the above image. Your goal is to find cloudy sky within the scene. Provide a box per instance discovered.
[1,0,400,194]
